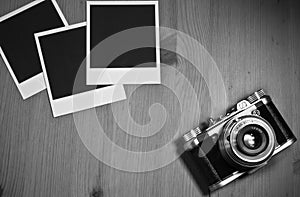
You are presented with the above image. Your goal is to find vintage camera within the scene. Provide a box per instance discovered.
[183,89,297,192]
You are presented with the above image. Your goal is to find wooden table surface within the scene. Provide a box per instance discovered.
[0,0,300,196]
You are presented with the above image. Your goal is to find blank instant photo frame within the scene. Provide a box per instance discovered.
[86,1,160,85]
[35,22,126,117]
[0,0,68,99]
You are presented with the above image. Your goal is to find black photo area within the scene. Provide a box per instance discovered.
[0,0,65,83]
[39,26,107,100]
[90,5,157,68]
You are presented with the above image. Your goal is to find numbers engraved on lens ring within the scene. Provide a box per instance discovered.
[72,26,228,172]
[234,119,255,135]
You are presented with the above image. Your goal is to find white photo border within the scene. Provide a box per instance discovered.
[86,1,161,85]
[0,0,68,99]
[35,22,127,117]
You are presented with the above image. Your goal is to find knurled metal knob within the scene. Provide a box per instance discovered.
[183,127,202,142]
[247,89,265,103]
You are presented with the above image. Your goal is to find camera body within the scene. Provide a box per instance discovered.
[183,90,297,191]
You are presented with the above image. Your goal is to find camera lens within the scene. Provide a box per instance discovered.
[236,125,268,156]
[219,116,275,169]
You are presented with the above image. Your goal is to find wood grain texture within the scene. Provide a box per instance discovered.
[0,0,299,197]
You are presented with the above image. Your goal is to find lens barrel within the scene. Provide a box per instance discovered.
[236,124,268,156]
[219,115,275,169]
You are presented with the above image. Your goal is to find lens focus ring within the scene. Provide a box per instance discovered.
[219,115,275,169]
